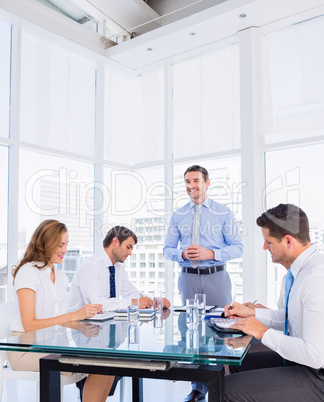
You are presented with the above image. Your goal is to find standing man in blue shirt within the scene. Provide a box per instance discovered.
[163,165,243,402]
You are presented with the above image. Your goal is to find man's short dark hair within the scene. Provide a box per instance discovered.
[184,165,209,182]
[256,203,310,244]
[103,226,138,248]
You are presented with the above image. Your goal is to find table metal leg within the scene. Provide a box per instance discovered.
[132,377,143,402]
[207,367,224,402]
[40,357,61,402]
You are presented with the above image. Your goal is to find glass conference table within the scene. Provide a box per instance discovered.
[0,311,251,402]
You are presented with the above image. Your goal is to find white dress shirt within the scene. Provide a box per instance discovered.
[68,250,140,312]
[257,244,324,369]
[10,262,69,332]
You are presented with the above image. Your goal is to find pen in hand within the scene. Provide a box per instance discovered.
[229,295,236,311]
[85,297,100,314]
[228,284,236,313]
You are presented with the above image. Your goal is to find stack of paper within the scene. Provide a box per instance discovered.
[114,309,155,321]
[83,312,115,322]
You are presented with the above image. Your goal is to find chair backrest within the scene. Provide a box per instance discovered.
[0,302,19,339]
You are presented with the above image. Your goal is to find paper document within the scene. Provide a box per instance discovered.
[211,318,238,329]
[209,318,243,334]
[83,312,115,322]
[174,305,224,313]
[114,309,155,321]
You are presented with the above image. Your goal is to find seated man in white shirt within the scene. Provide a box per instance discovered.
[223,204,324,401]
[69,225,170,313]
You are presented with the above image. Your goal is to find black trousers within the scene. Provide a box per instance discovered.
[225,350,324,402]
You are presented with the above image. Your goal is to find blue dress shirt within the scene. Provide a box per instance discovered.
[163,197,243,267]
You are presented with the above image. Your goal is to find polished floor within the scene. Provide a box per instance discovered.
[1,376,193,401]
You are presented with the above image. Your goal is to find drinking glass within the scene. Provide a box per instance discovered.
[128,324,140,351]
[186,298,199,330]
[128,297,139,325]
[186,329,199,354]
[194,293,206,317]
[153,313,163,335]
[153,291,163,314]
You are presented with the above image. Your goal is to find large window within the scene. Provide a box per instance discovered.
[265,143,324,307]
[0,17,10,302]
[261,15,324,144]
[20,29,96,156]
[0,18,11,139]
[104,166,166,296]
[19,150,95,281]
[0,146,8,302]
[172,43,240,159]
[104,68,164,165]
[261,14,324,307]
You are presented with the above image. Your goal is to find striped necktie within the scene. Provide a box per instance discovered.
[284,269,294,336]
[109,265,116,298]
[191,204,201,268]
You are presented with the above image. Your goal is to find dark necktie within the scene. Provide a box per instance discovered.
[109,265,116,298]
[284,269,294,336]
[108,324,116,348]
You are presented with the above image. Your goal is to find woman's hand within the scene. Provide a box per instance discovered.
[73,303,103,321]
[77,323,102,338]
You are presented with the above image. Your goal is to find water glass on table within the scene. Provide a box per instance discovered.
[194,293,206,318]
[153,313,163,334]
[128,297,139,325]
[128,324,140,351]
[153,291,163,314]
[186,298,199,330]
[186,329,199,354]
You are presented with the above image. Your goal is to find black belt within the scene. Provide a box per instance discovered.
[181,265,225,275]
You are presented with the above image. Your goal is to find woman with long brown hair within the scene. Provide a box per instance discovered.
[9,219,114,402]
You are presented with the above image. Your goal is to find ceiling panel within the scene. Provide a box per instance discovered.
[104,0,324,71]
[87,0,161,35]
